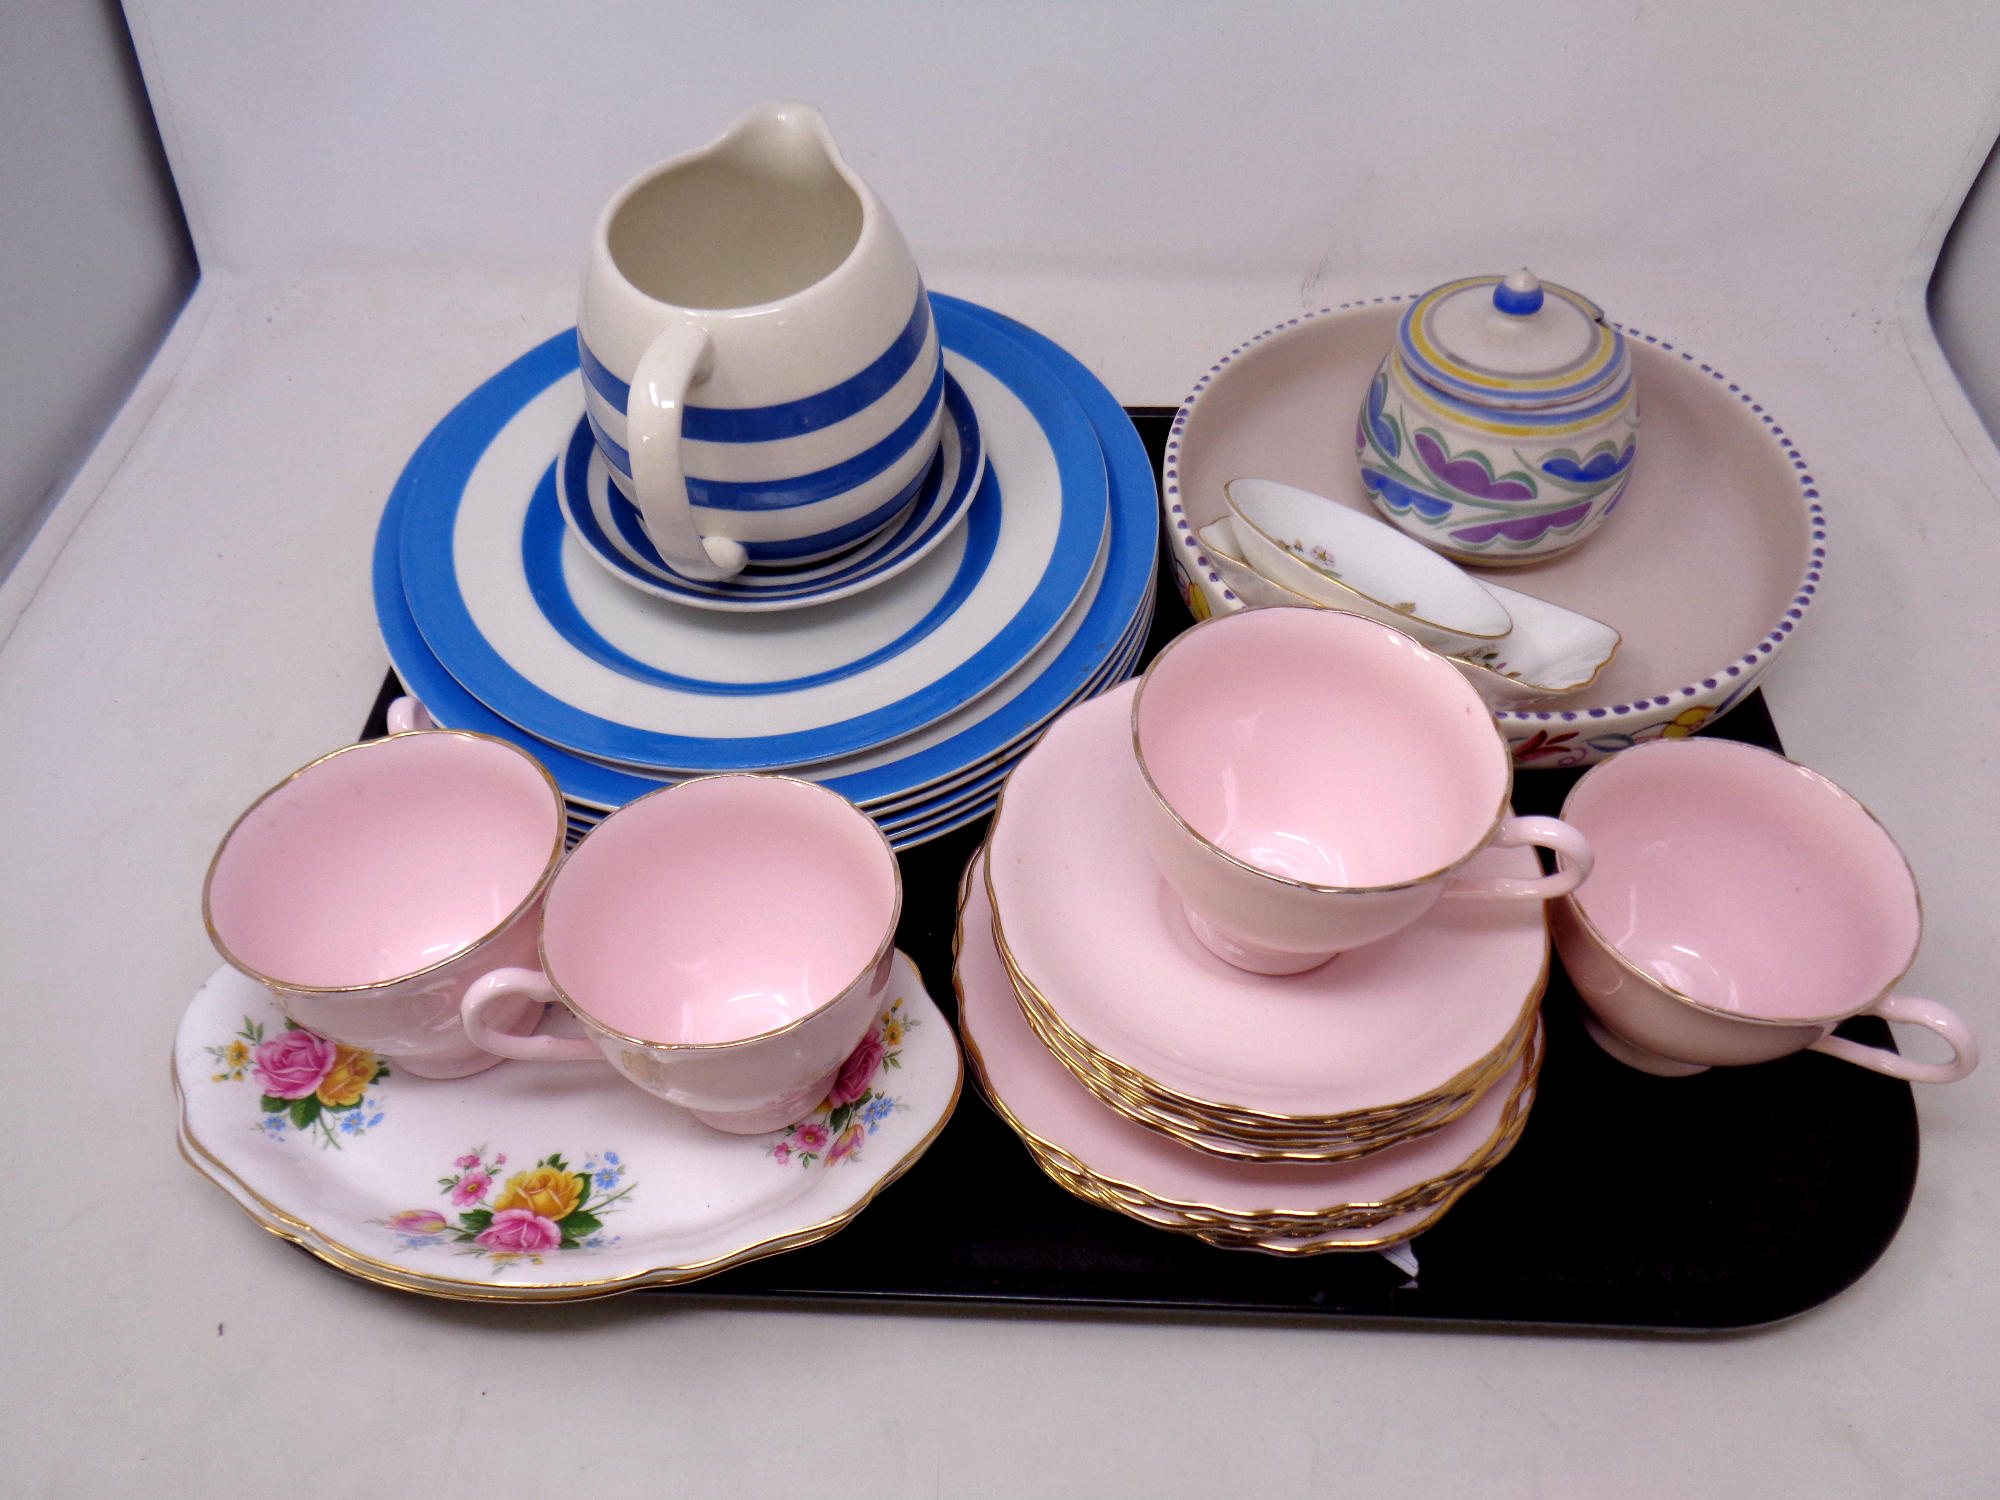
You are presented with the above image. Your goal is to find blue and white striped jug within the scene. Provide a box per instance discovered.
[578,101,944,581]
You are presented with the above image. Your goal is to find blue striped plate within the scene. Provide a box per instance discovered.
[397,300,1108,773]
[373,294,1158,841]
[556,371,986,611]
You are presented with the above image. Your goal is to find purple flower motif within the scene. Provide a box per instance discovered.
[1449,500,1594,548]
[1413,432,1536,501]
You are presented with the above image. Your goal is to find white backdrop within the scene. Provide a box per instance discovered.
[126,1,2000,395]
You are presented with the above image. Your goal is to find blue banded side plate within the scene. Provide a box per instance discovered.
[557,370,985,612]
[396,303,1108,773]
[372,294,1159,842]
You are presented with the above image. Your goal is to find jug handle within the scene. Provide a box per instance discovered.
[627,325,748,580]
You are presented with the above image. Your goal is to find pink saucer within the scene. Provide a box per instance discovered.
[986,682,1548,1119]
[960,854,1536,1220]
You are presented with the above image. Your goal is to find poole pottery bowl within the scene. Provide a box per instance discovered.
[1163,297,1823,767]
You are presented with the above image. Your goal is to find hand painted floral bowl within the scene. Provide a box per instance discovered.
[1358,271,1639,565]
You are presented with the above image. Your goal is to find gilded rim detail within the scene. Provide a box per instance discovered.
[1557,738,1924,1030]
[1127,607,1520,899]
[202,728,568,996]
[955,852,1544,1244]
[983,846,1547,1141]
[538,773,905,1056]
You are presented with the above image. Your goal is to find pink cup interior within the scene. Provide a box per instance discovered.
[206,733,563,988]
[1564,739,1918,1020]
[1135,608,1506,887]
[543,777,898,1046]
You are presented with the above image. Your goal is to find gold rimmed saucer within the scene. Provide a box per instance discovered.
[956,852,1542,1254]
[1020,1049,1538,1247]
[1004,960,1539,1163]
[984,1019,1542,1235]
[982,681,1552,1161]
[985,846,1545,1162]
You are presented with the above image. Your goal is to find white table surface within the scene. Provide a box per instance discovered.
[6,4,2000,1494]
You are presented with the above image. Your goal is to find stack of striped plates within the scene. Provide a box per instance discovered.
[372,296,1156,848]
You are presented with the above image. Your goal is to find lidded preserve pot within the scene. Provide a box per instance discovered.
[1356,270,1639,565]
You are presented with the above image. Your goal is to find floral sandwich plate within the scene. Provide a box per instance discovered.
[174,953,961,1303]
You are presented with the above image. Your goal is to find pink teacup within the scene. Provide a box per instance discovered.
[1131,607,1592,974]
[460,775,901,1133]
[1552,738,1978,1081]
[203,729,566,1079]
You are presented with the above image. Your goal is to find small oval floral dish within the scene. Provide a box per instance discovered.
[1195,513,1618,708]
[1359,270,1639,565]
[1223,477,1512,655]
[1194,518,1311,611]
[173,952,961,1302]
[1164,297,1823,767]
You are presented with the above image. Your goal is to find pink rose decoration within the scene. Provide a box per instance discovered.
[828,1030,887,1107]
[772,1143,791,1165]
[388,1210,449,1236]
[454,1153,483,1170]
[827,1124,866,1164]
[251,1030,338,1099]
[450,1171,494,1208]
[475,1209,562,1254]
[793,1122,829,1151]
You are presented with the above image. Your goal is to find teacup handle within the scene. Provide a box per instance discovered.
[1809,994,1979,1083]
[626,324,749,581]
[1444,815,1594,901]
[461,967,602,1063]
[385,696,434,734]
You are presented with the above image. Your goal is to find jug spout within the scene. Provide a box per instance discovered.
[721,100,851,185]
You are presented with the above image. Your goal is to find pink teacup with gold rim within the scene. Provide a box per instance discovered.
[1131,607,1592,974]
[203,729,566,1079]
[1552,738,1978,1082]
[461,774,901,1133]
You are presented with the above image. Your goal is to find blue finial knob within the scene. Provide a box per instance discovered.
[1492,268,1544,317]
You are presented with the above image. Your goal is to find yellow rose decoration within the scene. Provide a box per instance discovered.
[493,1165,584,1222]
[315,1045,379,1107]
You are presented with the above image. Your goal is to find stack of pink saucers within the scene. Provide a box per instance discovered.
[958,680,1549,1255]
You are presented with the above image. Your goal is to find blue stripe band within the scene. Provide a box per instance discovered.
[593,359,945,511]
[555,373,982,601]
[578,290,933,443]
[372,297,1157,809]
[521,452,999,696]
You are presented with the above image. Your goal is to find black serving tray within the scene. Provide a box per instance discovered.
[361,408,1917,1330]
